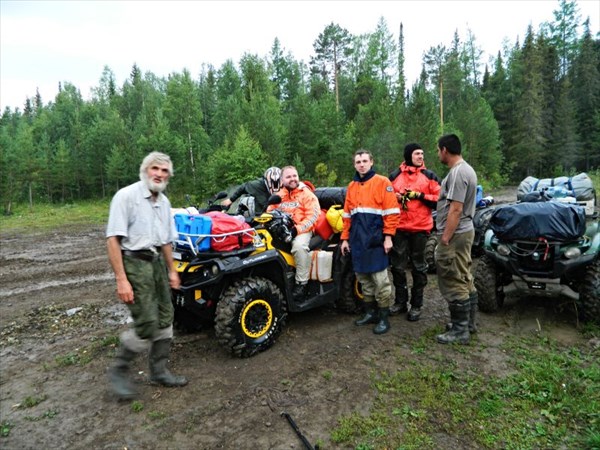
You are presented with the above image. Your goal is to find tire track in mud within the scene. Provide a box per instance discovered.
[0,272,114,298]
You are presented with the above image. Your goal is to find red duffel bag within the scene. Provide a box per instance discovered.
[205,211,254,252]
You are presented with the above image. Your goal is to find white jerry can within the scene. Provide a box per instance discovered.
[309,250,333,282]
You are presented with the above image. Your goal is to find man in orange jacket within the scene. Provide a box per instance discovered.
[341,150,399,334]
[268,166,320,300]
[389,143,441,321]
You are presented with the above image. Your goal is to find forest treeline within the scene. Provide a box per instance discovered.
[0,0,598,209]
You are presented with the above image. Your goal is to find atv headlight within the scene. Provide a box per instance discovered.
[564,247,581,259]
[200,264,219,279]
[497,244,511,256]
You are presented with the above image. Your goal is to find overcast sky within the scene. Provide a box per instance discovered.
[1,0,599,112]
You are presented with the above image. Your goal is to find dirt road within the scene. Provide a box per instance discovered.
[0,190,590,449]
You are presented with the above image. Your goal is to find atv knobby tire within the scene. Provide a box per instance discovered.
[424,234,437,274]
[215,277,285,358]
[336,270,363,313]
[579,259,600,324]
[474,255,505,313]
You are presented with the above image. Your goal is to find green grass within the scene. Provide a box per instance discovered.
[20,395,47,408]
[131,401,144,413]
[0,200,109,233]
[53,334,119,368]
[0,421,13,437]
[331,335,600,449]
[24,409,59,421]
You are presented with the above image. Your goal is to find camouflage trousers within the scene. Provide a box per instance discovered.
[356,269,393,308]
[122,255,174,340]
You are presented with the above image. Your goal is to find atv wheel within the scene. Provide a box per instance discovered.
[215,277,285,358]
[578,259,600,324]
[474,255,505,313]
[424,234,437,274]
[336,270,363,313]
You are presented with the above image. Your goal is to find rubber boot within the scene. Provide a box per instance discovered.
[389,270,408,315]
[468,292,479,333]
[446,292,478,333]
[436,301,470,345]
[149,339,189,387]
[355,303,378,326]
[108,345,138,400]
[373,308,391,335]
[407,271,427,321]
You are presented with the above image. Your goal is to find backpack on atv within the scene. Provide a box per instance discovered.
[474,200,600,324]
[170,187,362,358]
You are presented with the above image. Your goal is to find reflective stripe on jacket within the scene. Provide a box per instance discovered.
[341,170,400,273]
[390,162,441,232]
[267,184,320,234]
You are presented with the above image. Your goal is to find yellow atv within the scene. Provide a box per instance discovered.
[171,188,361,357]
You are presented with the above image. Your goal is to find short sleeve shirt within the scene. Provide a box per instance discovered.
[436,160,477,234]
[106,181,176,250]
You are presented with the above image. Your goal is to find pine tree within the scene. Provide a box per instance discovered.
[571,20,600,170]
[311,23,353,111]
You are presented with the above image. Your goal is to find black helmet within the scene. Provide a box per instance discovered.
[264,167,282,193]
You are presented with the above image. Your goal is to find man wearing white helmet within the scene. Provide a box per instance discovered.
[221,167,282,213]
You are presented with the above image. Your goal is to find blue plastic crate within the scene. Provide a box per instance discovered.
[173,213,212,252]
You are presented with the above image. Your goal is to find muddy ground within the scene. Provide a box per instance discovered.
[0,189,595,450]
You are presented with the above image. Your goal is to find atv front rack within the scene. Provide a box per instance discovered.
[174,228,262,255]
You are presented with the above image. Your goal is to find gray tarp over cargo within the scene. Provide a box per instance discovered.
[517,173,595,201]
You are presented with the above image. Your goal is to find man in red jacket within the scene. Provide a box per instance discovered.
[341,150,399,334]
[389,143,440,321]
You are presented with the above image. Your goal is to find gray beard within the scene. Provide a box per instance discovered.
[143,175,167,193]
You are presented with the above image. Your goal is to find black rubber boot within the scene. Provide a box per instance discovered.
[407,271,427,321]
[355,303,378,326]
[108,345,138,400]
[390,270,408,315]
[149,339,189,387]
[436,301,470,345]
[446,292,478,333]
[468,292,479,333]
[373,308,391,335]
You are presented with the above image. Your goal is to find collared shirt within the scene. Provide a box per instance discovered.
[106,180,176,251]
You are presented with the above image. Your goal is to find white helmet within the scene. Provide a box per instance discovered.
[264,167,282,193]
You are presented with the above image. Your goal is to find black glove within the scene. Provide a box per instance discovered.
[399,194,410,211]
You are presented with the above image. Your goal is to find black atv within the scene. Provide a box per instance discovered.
[170,187,362,357]
[474,201,600,324]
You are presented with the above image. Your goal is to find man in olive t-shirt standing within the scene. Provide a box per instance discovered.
[434,134,478,345]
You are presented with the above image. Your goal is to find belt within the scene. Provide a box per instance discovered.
[122,248,162,262]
